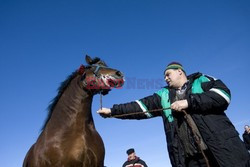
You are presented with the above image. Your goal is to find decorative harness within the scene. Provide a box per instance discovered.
[78,63,123,109]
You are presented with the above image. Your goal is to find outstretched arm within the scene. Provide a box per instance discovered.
[97,93,162,119]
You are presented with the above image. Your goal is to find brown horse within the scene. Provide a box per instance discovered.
[23,55,124,167]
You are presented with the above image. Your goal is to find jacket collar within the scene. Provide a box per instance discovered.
[127,156,139,162]
[187,72,202,83]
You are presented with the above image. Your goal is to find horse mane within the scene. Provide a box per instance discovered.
[41,71,78,130]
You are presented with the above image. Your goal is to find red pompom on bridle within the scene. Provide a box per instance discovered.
[78,65,85,75]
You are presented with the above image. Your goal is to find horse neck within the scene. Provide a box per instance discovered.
[53,76,94,126]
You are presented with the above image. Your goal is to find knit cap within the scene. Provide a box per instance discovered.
[164,62,185,73]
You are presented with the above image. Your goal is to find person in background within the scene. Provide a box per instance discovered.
[243,125,250,152]
[122,148,148,167]
[98,62,250,167]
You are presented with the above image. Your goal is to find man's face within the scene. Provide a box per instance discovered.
[164,69,182,88]
[245,126,250,133]
[128,152,136,160]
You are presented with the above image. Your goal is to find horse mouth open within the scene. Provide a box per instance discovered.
[101,75,124,88]
[99,75,124,95]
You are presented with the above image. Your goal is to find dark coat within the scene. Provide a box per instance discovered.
[122,156,148,167]
[111,72,250,167]
[243,131,250,150]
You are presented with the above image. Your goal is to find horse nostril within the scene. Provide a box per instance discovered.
[116,71,123,77]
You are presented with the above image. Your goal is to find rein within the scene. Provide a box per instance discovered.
[182,110,210,167]
[100,91,103,109]
[111,107,169,118]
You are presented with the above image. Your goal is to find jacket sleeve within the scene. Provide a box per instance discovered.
[187,75,231,113]
[111,93,162,119]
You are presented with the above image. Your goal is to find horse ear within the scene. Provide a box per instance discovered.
[85,55,92,65]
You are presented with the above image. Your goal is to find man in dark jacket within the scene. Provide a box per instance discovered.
[122,148,148,167]
[98,62,250,167]
[243,125,250,152]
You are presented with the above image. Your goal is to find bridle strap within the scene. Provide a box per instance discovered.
[80,64,105,87]
[81,64,111,94]
[91,64,110,77]
[93,65,101,75]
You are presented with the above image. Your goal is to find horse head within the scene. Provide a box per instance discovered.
[78,55,124,95]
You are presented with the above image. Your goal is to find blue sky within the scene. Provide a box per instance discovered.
[0,0,250,166]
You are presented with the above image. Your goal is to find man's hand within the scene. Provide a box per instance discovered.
[97,108,112,118]
[171,100,188,112]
